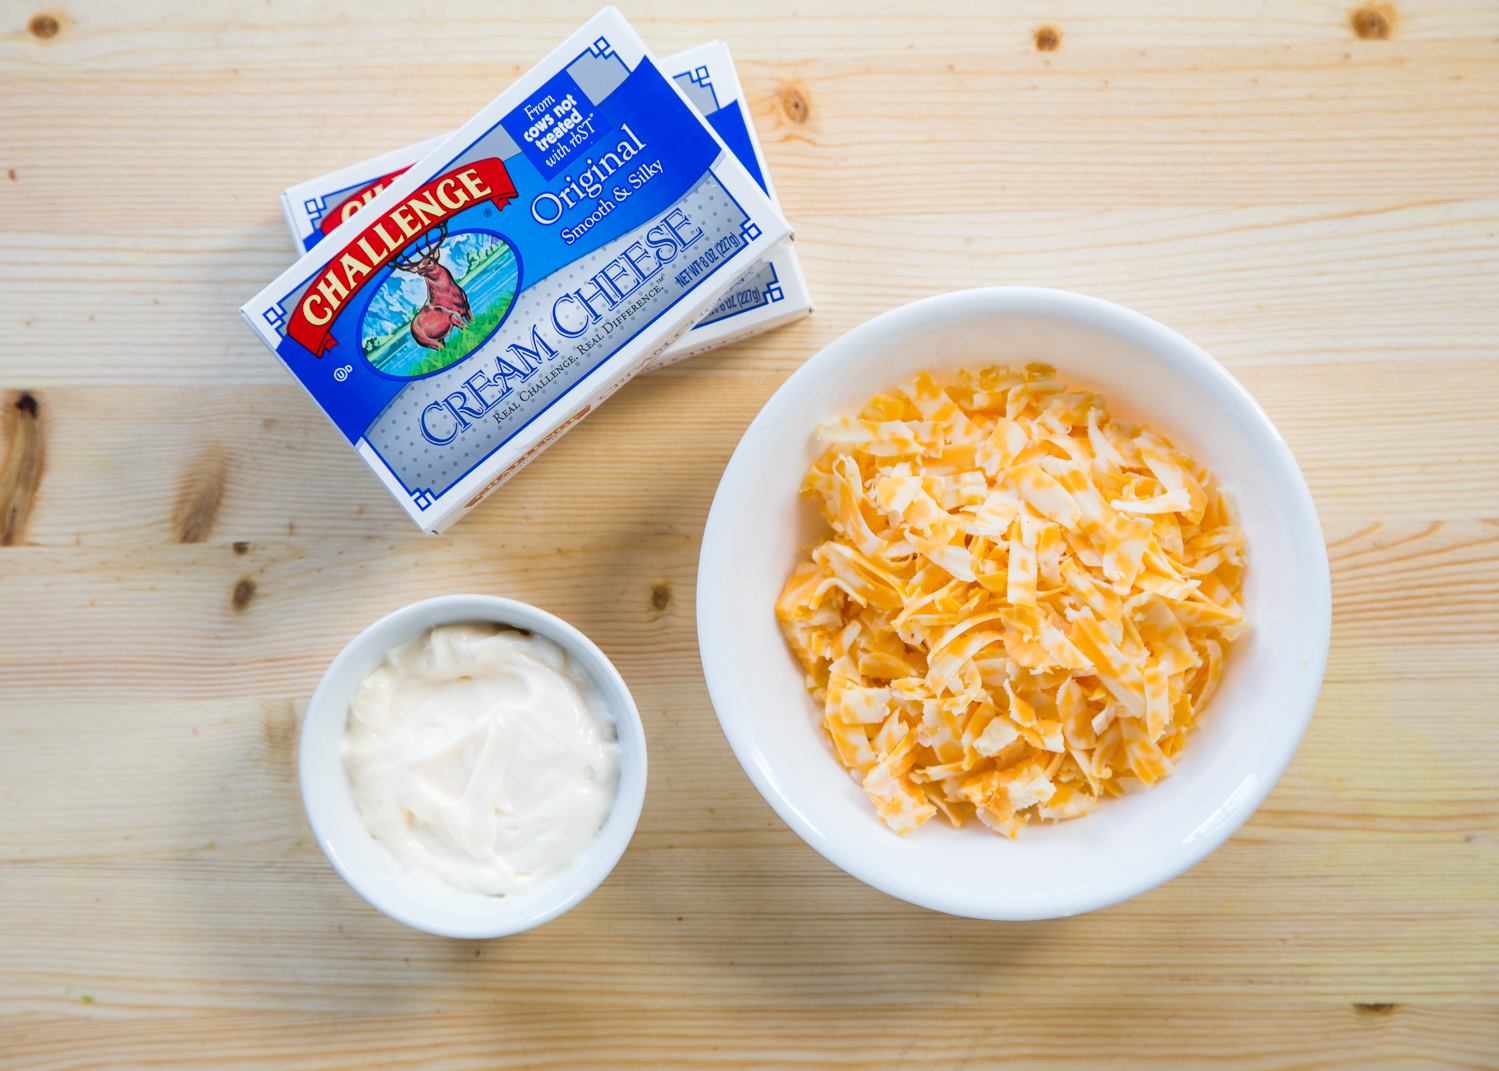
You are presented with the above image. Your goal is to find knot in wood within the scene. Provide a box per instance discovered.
[232,578,257,611]
[1,390,44,546]
[28,14,60,39]
[780,83,811,125]
[173,450,227,544]
[1351,3,1395,39]
[1034,25,1062,52]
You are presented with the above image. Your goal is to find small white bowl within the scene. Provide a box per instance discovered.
[299,594,647,938]
[698,287,1331,920]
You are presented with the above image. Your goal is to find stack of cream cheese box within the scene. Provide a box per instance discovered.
[241,8,811,534]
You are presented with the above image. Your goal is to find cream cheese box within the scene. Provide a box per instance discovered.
[241,8,792,534]
[278,40,811,372]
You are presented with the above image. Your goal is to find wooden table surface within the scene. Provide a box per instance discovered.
[2,1,1496,1067]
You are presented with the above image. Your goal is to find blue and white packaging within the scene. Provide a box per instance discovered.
[242,9,793,533]
[278,40,811,372]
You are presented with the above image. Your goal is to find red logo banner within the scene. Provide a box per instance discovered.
[319,167,413,238]
[287,158,517,357]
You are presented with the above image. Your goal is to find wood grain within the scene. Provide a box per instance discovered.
[1,0,1496,1067]
[9,1005,1496,1071]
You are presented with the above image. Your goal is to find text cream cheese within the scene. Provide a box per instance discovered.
[342,623,620,895]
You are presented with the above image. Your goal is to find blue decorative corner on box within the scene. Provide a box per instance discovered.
[302,196,325,223]
[741,221,762,242]
[411,489,436,511]
[690,65,711,86]
[590,36,613,58]
[765,284,785,303]
[262,305,286,332]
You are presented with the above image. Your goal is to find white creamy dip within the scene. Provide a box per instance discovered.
[341,623,620,896]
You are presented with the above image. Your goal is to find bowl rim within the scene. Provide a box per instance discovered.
[696,286,1331,920]
[299,593,648,938]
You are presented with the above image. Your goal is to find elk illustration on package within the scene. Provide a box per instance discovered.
[389,222,472,351]
[242,10,791,533]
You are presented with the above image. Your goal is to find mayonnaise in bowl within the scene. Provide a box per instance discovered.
[341,623,620,896]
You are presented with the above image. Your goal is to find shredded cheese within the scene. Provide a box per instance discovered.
[776,365,1249,837]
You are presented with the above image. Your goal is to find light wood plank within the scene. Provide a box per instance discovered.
[3,43,1498,236]
[3,199,1496,389]
[0,358,1496,554]
[7,1004,1497,1071]
[5,0,1499,69]
[0,517,1494,695]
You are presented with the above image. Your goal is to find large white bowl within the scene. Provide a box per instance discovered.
[300,594,647,938]
[697,287,1330,920]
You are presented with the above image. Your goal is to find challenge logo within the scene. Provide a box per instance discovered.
[288,159,517,357]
